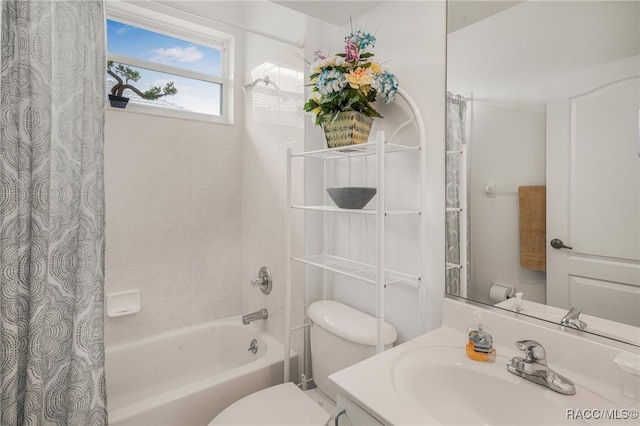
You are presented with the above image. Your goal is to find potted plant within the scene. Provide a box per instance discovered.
[303,28,399,148]
[107,60,178,108]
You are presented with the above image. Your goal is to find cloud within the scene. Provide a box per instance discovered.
[115,25,132,36]
[151,46,204,64]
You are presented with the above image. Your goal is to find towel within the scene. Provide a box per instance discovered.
[518,185,546,271]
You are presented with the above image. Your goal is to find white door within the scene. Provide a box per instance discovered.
[546,56,640,327]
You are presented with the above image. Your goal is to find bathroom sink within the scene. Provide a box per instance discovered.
[390,346,627,425]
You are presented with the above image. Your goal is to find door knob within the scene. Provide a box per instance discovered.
[550,238,573,250]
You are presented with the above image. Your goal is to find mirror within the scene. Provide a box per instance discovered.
[445,0,640,346]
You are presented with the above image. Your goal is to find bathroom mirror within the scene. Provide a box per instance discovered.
[445,0,640,345]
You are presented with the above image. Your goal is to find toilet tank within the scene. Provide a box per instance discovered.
[307,300,397,401]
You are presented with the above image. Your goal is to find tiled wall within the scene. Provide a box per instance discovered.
[242,45,305,350]
[102,1,307,350]
[104,110,244,345]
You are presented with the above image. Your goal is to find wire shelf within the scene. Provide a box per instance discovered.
[291,141,419,160]
[293,253,420,288]
[291,205,421,216]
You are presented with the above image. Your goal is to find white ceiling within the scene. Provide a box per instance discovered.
[447,0,639,103]
[271,1,381,26]
[447,0,523,33]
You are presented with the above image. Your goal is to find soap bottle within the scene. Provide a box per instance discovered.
[465,311,496,363]
[513,292,524,313]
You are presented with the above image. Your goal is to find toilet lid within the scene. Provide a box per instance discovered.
[209,382,331,426]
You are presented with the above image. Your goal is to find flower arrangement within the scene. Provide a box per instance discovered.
[303,28,399,126]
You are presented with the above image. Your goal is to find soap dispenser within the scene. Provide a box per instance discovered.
[465,311,496,363]
[513,292,524,313]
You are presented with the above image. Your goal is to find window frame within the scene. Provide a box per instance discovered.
[106,2,234,123]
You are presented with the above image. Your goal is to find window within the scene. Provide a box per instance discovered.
[106,10,231,121]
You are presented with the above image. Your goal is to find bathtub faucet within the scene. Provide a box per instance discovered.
[242,308,268,325]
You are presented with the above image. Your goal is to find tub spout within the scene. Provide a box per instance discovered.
[242,308,268,325]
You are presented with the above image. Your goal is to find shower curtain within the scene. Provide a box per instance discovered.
[0,1,107,425]
[445,92,469,297]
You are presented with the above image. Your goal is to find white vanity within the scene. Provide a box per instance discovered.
[330,298,640,425]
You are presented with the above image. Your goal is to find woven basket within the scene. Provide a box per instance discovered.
[321,111,374,148]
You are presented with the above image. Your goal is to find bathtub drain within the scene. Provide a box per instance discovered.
[248,339,258,354]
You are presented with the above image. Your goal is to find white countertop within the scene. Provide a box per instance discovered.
[329,298,640,426]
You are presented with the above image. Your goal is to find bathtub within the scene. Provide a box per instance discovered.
[106,316,296,426]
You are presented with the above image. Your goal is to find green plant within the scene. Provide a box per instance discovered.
[107,60,178,100]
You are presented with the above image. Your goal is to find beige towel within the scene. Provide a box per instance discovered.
[518,186,546,271]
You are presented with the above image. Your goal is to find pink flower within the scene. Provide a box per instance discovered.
[345,39,359,62]
[313,49,326,62]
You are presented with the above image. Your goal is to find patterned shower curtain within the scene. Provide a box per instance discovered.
[0,1,107,425]
[445,92,469,297]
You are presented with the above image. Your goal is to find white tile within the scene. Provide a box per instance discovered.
[117,185,192,226]
[104,268,124,295]
[192,257,223,296]
[121,300,192,341]
[158,261,193,302]
[121,265,164,307]
[222,256,243,319]
[222,255,243,292]
[104,131,125,184]
[221,184,243,220]
[192,222,223,258]
[160,224,195,263]
[105,184,127,227]
[264,307,285,343]
[105,227,128,270]
[152,185,193,224]
[104,316,123,347]
[222,221,242,256]
[193,186,223,222]
[263,225,285,270]
[192,293,220,323]
[193,145,242,186]
[193,129,241,153]
[121,225,164,268]
[103,48,310,345]
[241,184,259,224]
[125,144,192,185]
[217,288,242,319]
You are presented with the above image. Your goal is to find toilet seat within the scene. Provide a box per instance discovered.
[209,382,331,426]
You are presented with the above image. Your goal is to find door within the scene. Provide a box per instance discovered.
[546,56,640,327]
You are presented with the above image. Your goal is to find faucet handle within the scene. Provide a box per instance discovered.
[515,340,547,364]
[561,307,587,330]
[250,266,272,295]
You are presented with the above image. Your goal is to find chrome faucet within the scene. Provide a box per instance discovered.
[560,307,587,330]
[241,308,268,325]
[250,266,272,295]
[507,340,576,395]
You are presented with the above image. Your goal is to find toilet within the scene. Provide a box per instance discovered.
[209,300,398,425]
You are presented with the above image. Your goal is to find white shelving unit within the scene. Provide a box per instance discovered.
[283,89,426,383]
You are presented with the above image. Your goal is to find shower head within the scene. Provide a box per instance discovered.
[241,75,298,101]
[242,76,270,93]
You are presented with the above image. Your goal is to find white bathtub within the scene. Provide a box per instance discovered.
[106,316,296,426]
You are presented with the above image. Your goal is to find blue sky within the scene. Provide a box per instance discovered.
[107,19,221,76]
[107,19,222,115]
